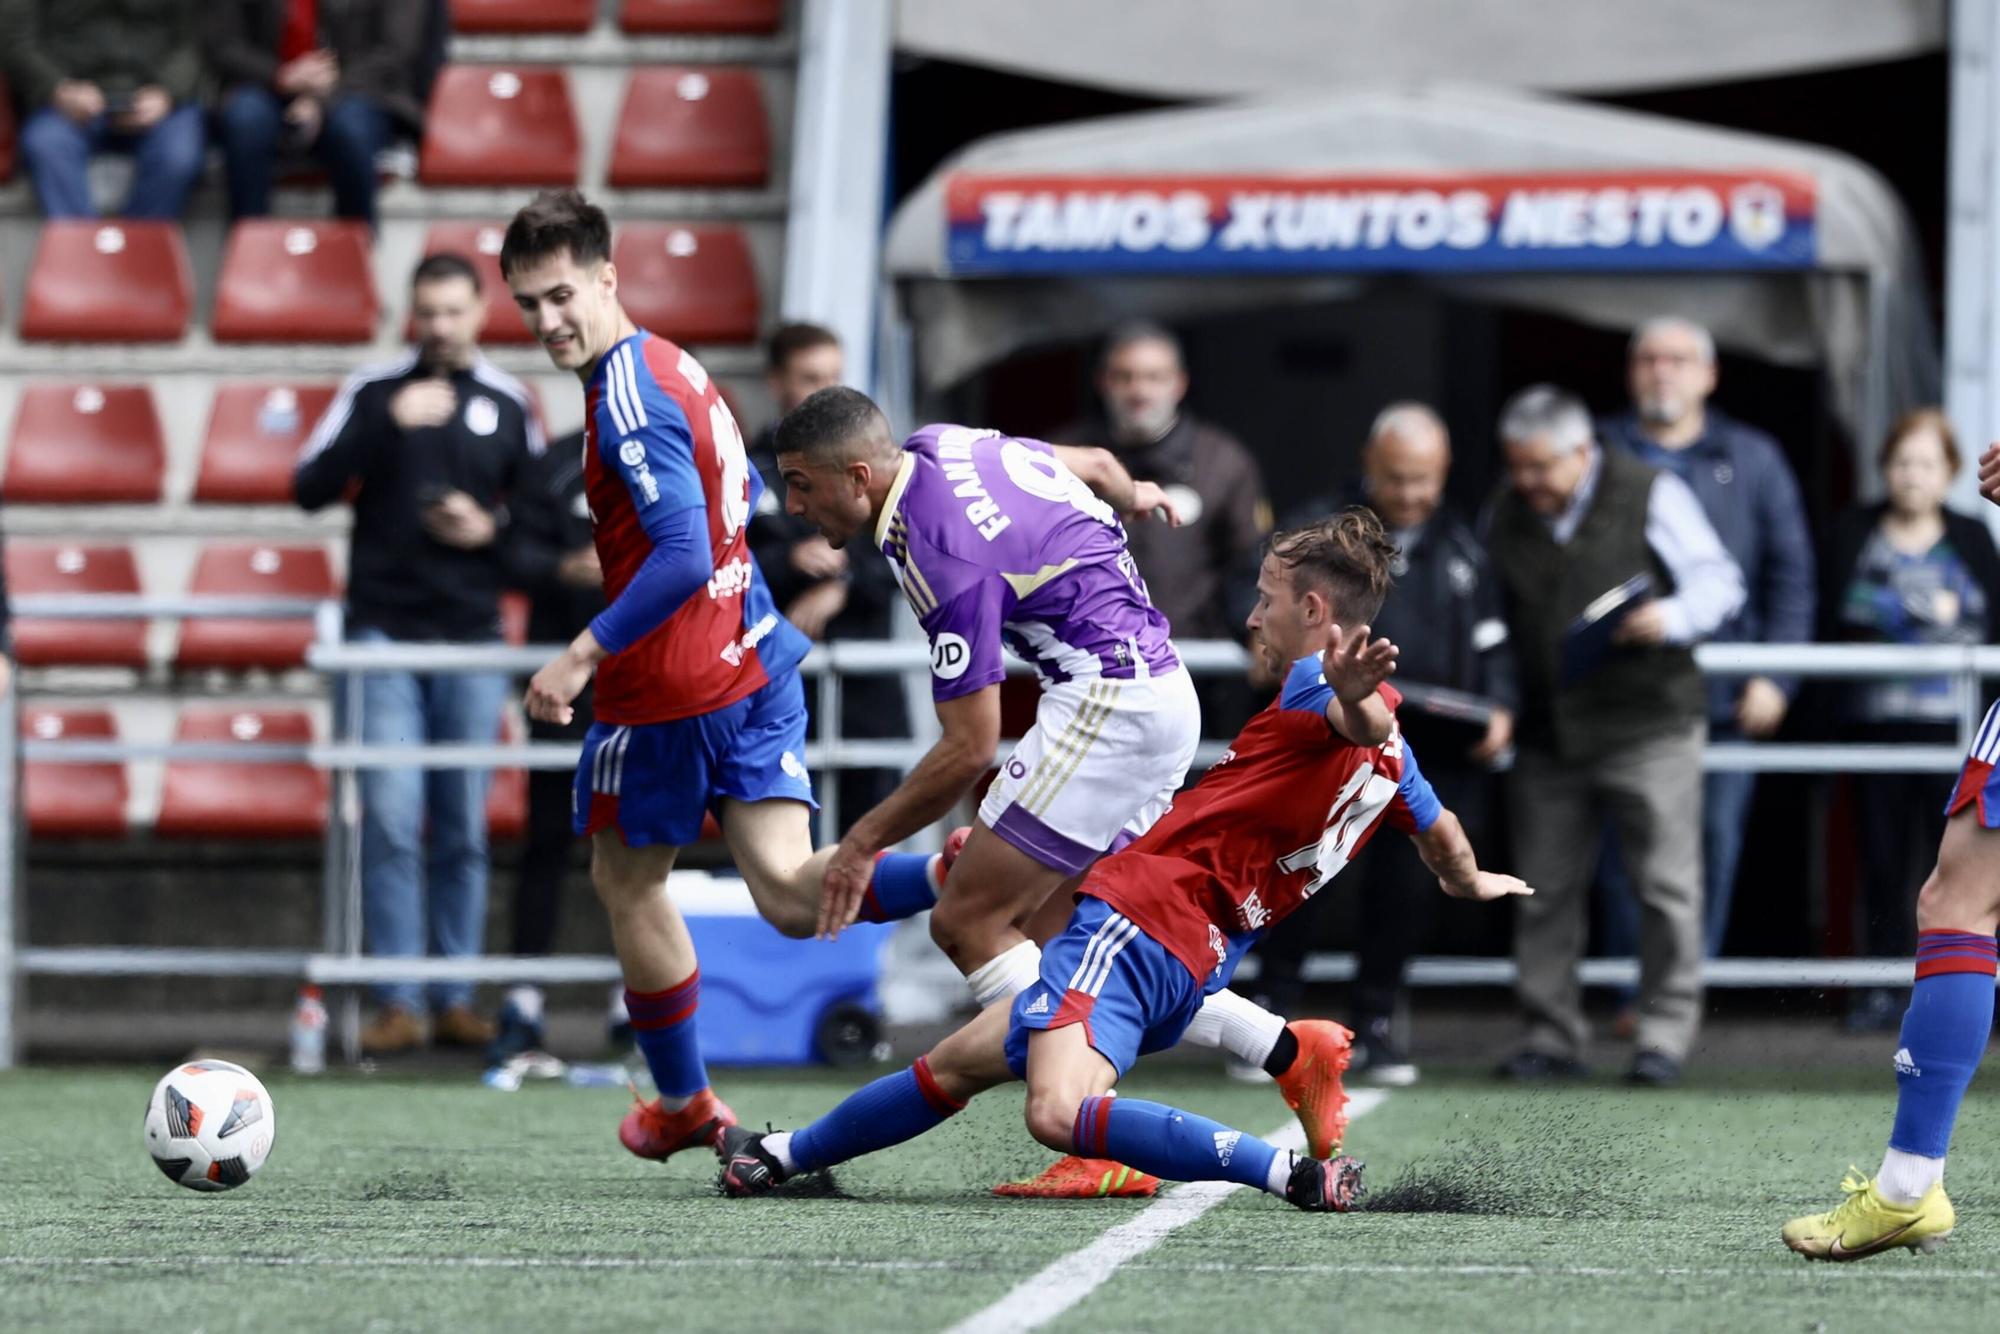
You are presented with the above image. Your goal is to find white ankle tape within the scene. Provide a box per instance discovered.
[968,941,1043,1009]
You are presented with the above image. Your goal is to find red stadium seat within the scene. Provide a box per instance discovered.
[21,709,128,839]
[612,224,759,344]
[420,66,579,187]
[621,0,780,33]
[487,713,528,840]
[156,708,327,839]
[21,221,192,342]
[609,68,770,189]
[6,544,147,668]
[3,383,165,503]
[212,221,378,343]
[0,75,16,181]
[176,544,337,672]
[451,0,595,31]
[194,383,338,504]
[409,223,534,344]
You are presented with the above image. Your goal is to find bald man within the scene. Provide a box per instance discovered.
[1244,402,1517,1085]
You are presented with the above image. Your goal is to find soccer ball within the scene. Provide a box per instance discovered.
[143,1059,277,1192]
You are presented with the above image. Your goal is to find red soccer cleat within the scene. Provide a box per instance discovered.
[618,1087,736,1161]
[992,1156,1161,1198]
[1275,1020,1353,1159]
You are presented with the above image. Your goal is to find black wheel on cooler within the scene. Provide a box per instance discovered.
[813,1001,886,1068]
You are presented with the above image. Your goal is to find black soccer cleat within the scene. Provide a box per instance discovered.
[1284,1153,1365,1213]
[716,1125,789,1198]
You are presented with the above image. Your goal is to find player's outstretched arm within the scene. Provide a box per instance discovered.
[1320,623,1398,746]
[1050,444,1184,525]
[1412,807,1532,901]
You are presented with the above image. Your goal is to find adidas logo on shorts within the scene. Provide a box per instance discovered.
[1024,992,1051,1017]
[1894,1047,1921,1077]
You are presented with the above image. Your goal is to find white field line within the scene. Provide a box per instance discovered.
[942,1087,1390,1334]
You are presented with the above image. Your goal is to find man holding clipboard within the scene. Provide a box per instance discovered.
[1484,386,1744,1087]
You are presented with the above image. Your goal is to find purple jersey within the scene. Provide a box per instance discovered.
[875,425,1180,702]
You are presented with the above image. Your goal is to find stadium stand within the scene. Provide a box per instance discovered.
[620,0,782,34]
[419,66,581,186]
[21,709,128,839]
[450,0,597,34]
[174,544,338,672]
[154,708,328,840]
[613,223,760,343]
[20,222,194,343]
[212,221,379,343]
[194,384,340,504]
[3,384,166,504]
[5,544,147,669]
[411,223,535,343]
[608,67,770,188]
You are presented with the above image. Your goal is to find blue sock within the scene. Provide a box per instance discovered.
[791,1056,964,1171]
[1889,930,1997,1158]
[625,971,708,1101]
[855,853,940,924]
[1073,1095,1279,1192]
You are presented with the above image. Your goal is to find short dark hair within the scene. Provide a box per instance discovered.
[499,189,612,278]
[767,322,841,374]
[413,251,481,293]
[772,385,892,463]
[1266,508,1397,626]
[1100,319,1183,372]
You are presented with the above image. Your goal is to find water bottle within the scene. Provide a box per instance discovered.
[289,985,328,1075]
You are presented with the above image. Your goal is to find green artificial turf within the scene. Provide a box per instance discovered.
[1,1062,1994,1332]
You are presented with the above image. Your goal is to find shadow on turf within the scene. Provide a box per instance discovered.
[712,1169,851,1201]
[1362,1111,1627,1218]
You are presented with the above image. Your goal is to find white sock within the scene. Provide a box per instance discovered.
[1877,1146,1944,1206]
[926,855,947,893]
[1265,1149,1297,1196]
[655,1092,695,1113]
[505,985,544,1024]
[607,985,629,1026]
[1181,990,1287,1065]
[966,941,1043,1008]
[765,1131,798,1174]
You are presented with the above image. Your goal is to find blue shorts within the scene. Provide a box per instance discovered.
[1947,699,2000,830]
[1005,895,1204,1080]
[573,670,816,847]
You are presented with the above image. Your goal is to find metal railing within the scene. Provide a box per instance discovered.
[5,594,1999,1067]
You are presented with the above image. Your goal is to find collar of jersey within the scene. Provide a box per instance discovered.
[874,450,917,550]
[588,329,650,390]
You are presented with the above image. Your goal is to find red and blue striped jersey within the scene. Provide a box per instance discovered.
[582,329,807,724]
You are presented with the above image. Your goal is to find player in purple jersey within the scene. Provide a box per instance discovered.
[773,387,1364,1189]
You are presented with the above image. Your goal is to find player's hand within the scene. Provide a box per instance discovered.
[785,581,848,641]
[1735,676,1788,739]
[391,377,458,431]
[1443,871,1534,902]
[817,837,876,940]
[422,491,498,549]
[1980,442,2000,506]
[1468,706,1513,765]
[53,80,105,123]
[1321,622,1398,704]
[1611,600,1669,646]
[555,545,601,589]
[1127,480,1183,526]
[525,648,594,725]
[789,535,847,580]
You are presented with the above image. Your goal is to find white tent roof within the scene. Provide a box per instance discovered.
[884,83,1937,448]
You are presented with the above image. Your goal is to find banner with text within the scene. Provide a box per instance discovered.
[942,171,1817,275]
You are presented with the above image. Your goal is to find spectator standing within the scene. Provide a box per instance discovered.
[1486,385,1743,1087]
[1593,316,1816,1020]
[1,0,208,220]
[1245,404,1516,1084]
[207,0,428,230]
[295,253,544,1055]
[1823,410,2000,1029]
[745,323,907,831]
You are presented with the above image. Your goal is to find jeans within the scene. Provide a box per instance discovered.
[19,104,206,219]
[216,87,391,227]
[349,627,510,1012]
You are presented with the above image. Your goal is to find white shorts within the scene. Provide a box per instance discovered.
[976,667,1200,875]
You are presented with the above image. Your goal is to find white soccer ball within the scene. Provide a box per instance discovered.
[143,1059,277,1192]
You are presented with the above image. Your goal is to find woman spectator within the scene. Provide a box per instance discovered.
[1823,409,2000,1028]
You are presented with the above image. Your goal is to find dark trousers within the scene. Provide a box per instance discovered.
[1853,771,1952,959]
[515,686,592,956]
[216,87,392,227]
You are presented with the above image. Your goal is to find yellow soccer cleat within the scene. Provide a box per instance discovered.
[1781,1168,1955,1261]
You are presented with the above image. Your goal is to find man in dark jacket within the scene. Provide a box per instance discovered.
[206,0,428,227]
[745,323,906,833]
[1,0,207,219]
[1595,316,1816,975]
[1246,403,1517,1084]
[296,252,543,1055]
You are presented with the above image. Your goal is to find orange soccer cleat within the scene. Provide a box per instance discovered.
[618,1087,736,1161]
[993,1156,1161,1199]
[1275,1020,1354,1159]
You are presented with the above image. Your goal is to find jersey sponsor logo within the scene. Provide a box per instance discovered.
[1238,888,1271,932]
[618,438,661,505]
[1212,1130,1242,1166]
[464,395,499,436]
[931,632,971,680]
[1207,923,1228,973]
[719,613,779,667]
[707,556,753,601]
[936,429,1014,540]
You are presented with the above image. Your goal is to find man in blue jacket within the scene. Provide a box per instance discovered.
[1597,315,1815,970]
